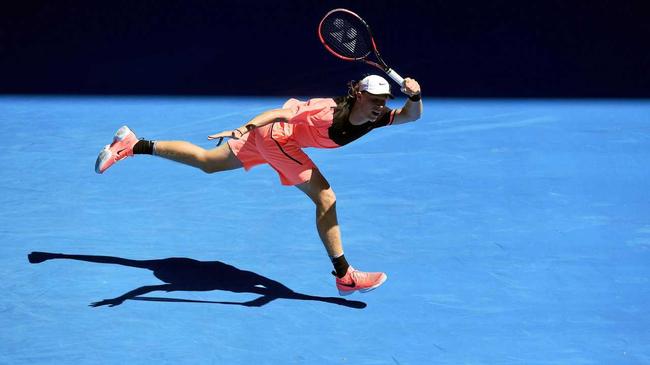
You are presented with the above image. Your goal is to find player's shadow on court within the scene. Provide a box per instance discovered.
[27,252,366,309]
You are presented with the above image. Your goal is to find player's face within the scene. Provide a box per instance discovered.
[357,92,389,122]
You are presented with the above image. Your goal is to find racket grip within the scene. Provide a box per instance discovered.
[385,68,405,87]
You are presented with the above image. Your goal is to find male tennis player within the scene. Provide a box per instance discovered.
[95,75,422,295]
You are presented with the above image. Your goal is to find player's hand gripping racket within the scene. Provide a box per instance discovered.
[318,8,405,90]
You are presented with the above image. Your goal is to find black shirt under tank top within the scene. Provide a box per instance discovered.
[328,96,393,146]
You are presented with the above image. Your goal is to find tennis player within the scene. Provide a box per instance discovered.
[95,75,422,295]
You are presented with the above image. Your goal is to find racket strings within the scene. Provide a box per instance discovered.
[320,14,372,59]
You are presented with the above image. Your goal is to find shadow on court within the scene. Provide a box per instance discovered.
[27,252,366,309]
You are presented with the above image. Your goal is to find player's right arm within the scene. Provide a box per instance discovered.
[391,78,422,125]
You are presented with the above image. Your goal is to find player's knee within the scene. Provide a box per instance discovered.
[200,146,239,174]
[316,188,336,209]
[194,150,216,174]
[200,163,222,174]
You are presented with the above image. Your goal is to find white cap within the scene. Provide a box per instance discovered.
[359,75,394,98]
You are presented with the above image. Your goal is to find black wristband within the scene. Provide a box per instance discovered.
[408,93,421,102]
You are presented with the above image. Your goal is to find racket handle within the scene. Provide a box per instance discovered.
[385,68,405,87]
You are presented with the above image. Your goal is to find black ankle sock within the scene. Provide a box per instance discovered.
[332,254,350,278]
[133,139,154,155]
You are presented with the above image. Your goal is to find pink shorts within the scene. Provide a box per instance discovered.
[227,123,317,186]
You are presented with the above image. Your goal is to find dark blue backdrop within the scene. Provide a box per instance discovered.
[1,0,648,97]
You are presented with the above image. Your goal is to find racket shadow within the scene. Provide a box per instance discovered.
[27,251,367,309]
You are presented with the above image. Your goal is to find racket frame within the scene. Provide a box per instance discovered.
[318,8,405,86]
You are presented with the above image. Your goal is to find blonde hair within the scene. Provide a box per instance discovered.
[346,79,360,99]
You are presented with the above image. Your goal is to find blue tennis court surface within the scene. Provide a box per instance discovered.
[1,96,649,364]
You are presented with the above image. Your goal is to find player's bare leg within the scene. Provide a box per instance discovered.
[296,169,387,295]
[95,125,242,174]
[154,141,242,173]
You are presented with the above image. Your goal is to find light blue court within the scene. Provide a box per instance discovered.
[1,96,649,364]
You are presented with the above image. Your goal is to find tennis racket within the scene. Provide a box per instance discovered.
[318,8,405,89]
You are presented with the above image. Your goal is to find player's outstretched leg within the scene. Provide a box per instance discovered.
[95,125,243,174]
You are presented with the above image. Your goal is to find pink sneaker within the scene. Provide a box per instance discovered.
[335,266,387,296]
[95,126,138,174]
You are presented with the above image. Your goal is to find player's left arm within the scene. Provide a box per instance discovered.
[391,78,422,125]
[207,108,294,142]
